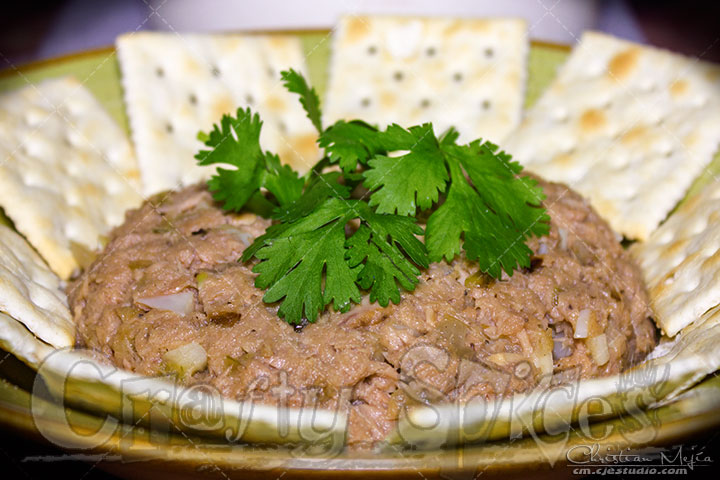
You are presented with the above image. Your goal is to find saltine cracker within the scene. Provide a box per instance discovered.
[0,77,142,279]
[324,15,528,144]
[632,179,720,336]
[0,312,54,369]
[504,31,720,240]
[0,224,74,348]
[116,32,320,195]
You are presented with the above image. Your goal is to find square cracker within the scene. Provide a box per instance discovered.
[632,179,720,336]
[0,312,54,368]
[116,32,320,195]
[503,31,720,241]
[324,15,528,144]
[0,224,74,348]
[0,77,142,279]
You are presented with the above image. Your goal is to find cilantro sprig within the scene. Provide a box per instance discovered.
[195,109,304,213]
[196,69,549,324]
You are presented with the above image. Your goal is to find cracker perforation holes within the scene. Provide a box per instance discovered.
[425,46,437,57]
[453,72,463,82]
[278,121,288,133]
[367,45,377,55]
[188,94,198,105]
[156,67,164,78]
[165,123,174,134]
[420,99,431,108]
[360,97,371,108]
[211,66,221,77]
[245,94,255,106]
[481,99,491,111]
[393,71,404,81]
[484,47,494,59]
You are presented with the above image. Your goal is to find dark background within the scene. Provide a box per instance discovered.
[1,0,720,68]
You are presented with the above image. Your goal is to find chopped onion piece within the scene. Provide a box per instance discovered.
[164,341,207,378]
[533,352,554,376]
[537,329,554,355]
[517,330,533,355]
[487,352,526,366]
[558,227,568,250]
[587,334,610,366]
[217,225,253,245]
[137,291,193,315]
[574,309,592,338]
[537,242,548,255]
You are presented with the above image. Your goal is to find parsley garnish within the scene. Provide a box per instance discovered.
[196,71,549,324]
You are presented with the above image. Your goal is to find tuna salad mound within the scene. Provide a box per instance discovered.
[69,180,657,446]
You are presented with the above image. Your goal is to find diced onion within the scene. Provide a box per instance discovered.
[487,352,526,366]
[537,329,554,356]
[537,242,548,255]
[517,330,533,355]
[558,228,568,250]
[234,212,258,225]
[216,225,253,245]
[574,309,592,338]
[137,291,194,315]
[164,341,207,378]
[587,334,610,366]
[534,352,554,376]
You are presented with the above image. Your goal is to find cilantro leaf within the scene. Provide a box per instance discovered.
[195,108,304,212]
[446,140,549,239]
[346,213,426,306]
[438,127,460,146]
[318,120,387,172]
[261,152,304,205]
[257,223,361,324]
[272,172,351,222]
[250,199,360,323]
[195,108,264,211]
[281,69,323,133]
[426,143,549,277]
[245,198,429,323]
[363,124,448,216]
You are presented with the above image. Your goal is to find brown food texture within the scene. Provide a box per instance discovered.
[69,180,657,447]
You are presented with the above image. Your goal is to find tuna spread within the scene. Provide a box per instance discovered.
[69,179,657,446]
